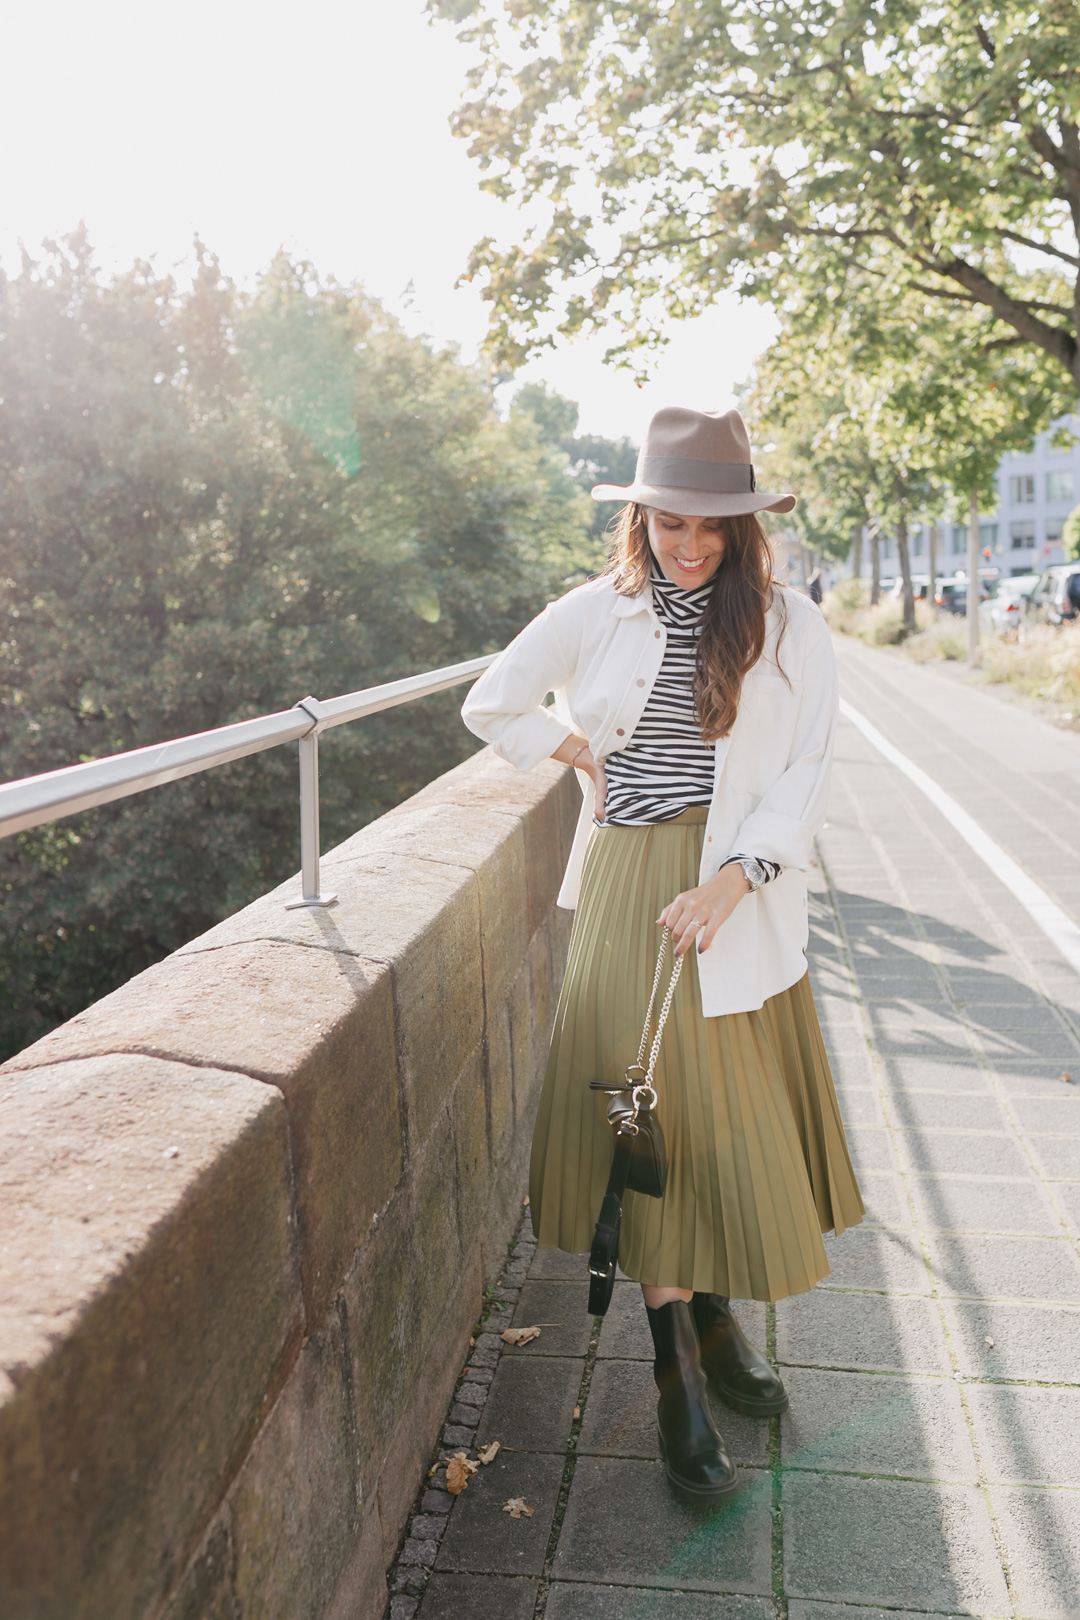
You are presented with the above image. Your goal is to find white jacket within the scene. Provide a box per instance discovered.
[461,574,838,1016]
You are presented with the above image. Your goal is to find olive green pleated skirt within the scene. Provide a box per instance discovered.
[529,809,865,1300]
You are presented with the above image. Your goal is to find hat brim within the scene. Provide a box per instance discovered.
[590,482,796,517]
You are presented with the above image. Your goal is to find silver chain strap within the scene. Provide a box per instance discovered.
[628,927,684,1123]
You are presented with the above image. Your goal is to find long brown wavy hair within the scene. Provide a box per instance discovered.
[604,502,785,740]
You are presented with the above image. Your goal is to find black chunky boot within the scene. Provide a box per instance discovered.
[646,1300,738,1503]
[692,1293,788,1417]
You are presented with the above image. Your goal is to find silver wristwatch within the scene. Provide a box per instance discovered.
[737,856,768,891]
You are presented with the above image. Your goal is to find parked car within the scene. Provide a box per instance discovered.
[980,574,1040,634]
[934,573,994,615]
[1025,563,1080,625]
[886,575,931,603]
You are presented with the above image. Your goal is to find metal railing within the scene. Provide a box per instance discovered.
[0,654,498,909]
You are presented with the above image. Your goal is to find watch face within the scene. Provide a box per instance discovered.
[744,859,766,887]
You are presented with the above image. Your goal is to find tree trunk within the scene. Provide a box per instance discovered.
[870,530,881,605]
[896,515,915,629]
[850,522,863,581]
[928,523,938,615]
[966,489,980,664]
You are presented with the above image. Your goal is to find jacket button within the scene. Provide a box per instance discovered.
[616,728,625,736]
[707,835,712,843]
[636,678,645,687]
[654,630,660,638]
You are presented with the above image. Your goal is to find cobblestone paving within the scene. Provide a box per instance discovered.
[387,662,1080,1620]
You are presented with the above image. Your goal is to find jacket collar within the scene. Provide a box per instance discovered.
[611,584,655,619]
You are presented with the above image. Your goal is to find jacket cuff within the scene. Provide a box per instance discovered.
[730,809,815,873]
[465,705,573,774]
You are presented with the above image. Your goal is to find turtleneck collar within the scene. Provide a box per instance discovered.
[649,554,715,619]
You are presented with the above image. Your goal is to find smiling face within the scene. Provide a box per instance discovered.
[645,508,727,587]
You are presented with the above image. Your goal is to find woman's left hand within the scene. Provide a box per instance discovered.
[658,864,752,956]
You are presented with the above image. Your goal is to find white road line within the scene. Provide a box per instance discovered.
[839,696,1080,978]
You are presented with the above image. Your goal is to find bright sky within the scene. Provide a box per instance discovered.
[0,0,777,443]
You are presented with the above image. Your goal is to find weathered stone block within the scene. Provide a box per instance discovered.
[454,1048,492,1254]
[479,1135,534,1290]
[455,1382,488,1409]
[323,1502,387,1620]
[403,749,576,939]
[1,940,401,1327]
[324,854,485,1151]
[378,1249,481,1568]
[357,801,531,1020]
[398,1538,438,1568]
[231,1318,358,1620]
[0,1055,299,1620]
[485,1002,515,1170]
[410,1107,465,1349]
[404,747,568,824]
[161,1520,237,1620]
[342,1183,422,1495]
[527,923,557,1084]
[155,840,486,1164]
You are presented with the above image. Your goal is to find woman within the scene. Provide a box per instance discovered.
[463,406,863,1503]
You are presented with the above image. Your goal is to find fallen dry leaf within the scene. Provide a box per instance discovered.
[477,1441,501,1465]
[445,1453,480,1495]
[502,1496,535,1519]
[502,1326,542,1347]
[573,1406,581,1420]
[985,1336,996,1348]
[523,1195,530,1207]
[1062,1071,1073,1084]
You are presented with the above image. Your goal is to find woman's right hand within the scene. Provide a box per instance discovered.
[551,734,607,820]
[587,756,607,821]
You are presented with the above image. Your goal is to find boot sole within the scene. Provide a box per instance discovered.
[658,1432,739,1504]
[710,1379,789,1418]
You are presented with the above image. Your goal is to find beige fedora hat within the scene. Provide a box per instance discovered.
[591,405,795,517]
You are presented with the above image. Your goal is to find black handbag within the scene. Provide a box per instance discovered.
[587,928,684,1316]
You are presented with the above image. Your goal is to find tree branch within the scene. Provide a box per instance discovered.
[995,228,1080,269]
[938,254,1078,377]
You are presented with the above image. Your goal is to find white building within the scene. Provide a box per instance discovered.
[862,413,1080,585]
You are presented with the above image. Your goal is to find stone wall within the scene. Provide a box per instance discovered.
[0,749,579,1620]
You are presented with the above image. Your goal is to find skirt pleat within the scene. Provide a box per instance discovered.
[529,812,865,1300]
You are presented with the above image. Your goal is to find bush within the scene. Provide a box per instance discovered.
[903,616,967,662]
[979,624,1080,709]
[821,576,869,636]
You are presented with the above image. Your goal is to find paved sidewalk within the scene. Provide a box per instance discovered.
[388,688,1080,1619]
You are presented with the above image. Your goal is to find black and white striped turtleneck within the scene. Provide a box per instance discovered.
[602,563,717,826]
[600,561,780,882]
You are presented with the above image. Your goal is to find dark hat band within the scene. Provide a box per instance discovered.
[639,456,756,494]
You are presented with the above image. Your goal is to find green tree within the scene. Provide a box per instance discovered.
[511,381,638,543]
[433,0,1080,393]
[1065,505,1080,560]
[747,287,1069,622]
[0,233,595,1059]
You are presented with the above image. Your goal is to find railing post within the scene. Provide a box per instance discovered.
[285,706,337,910]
